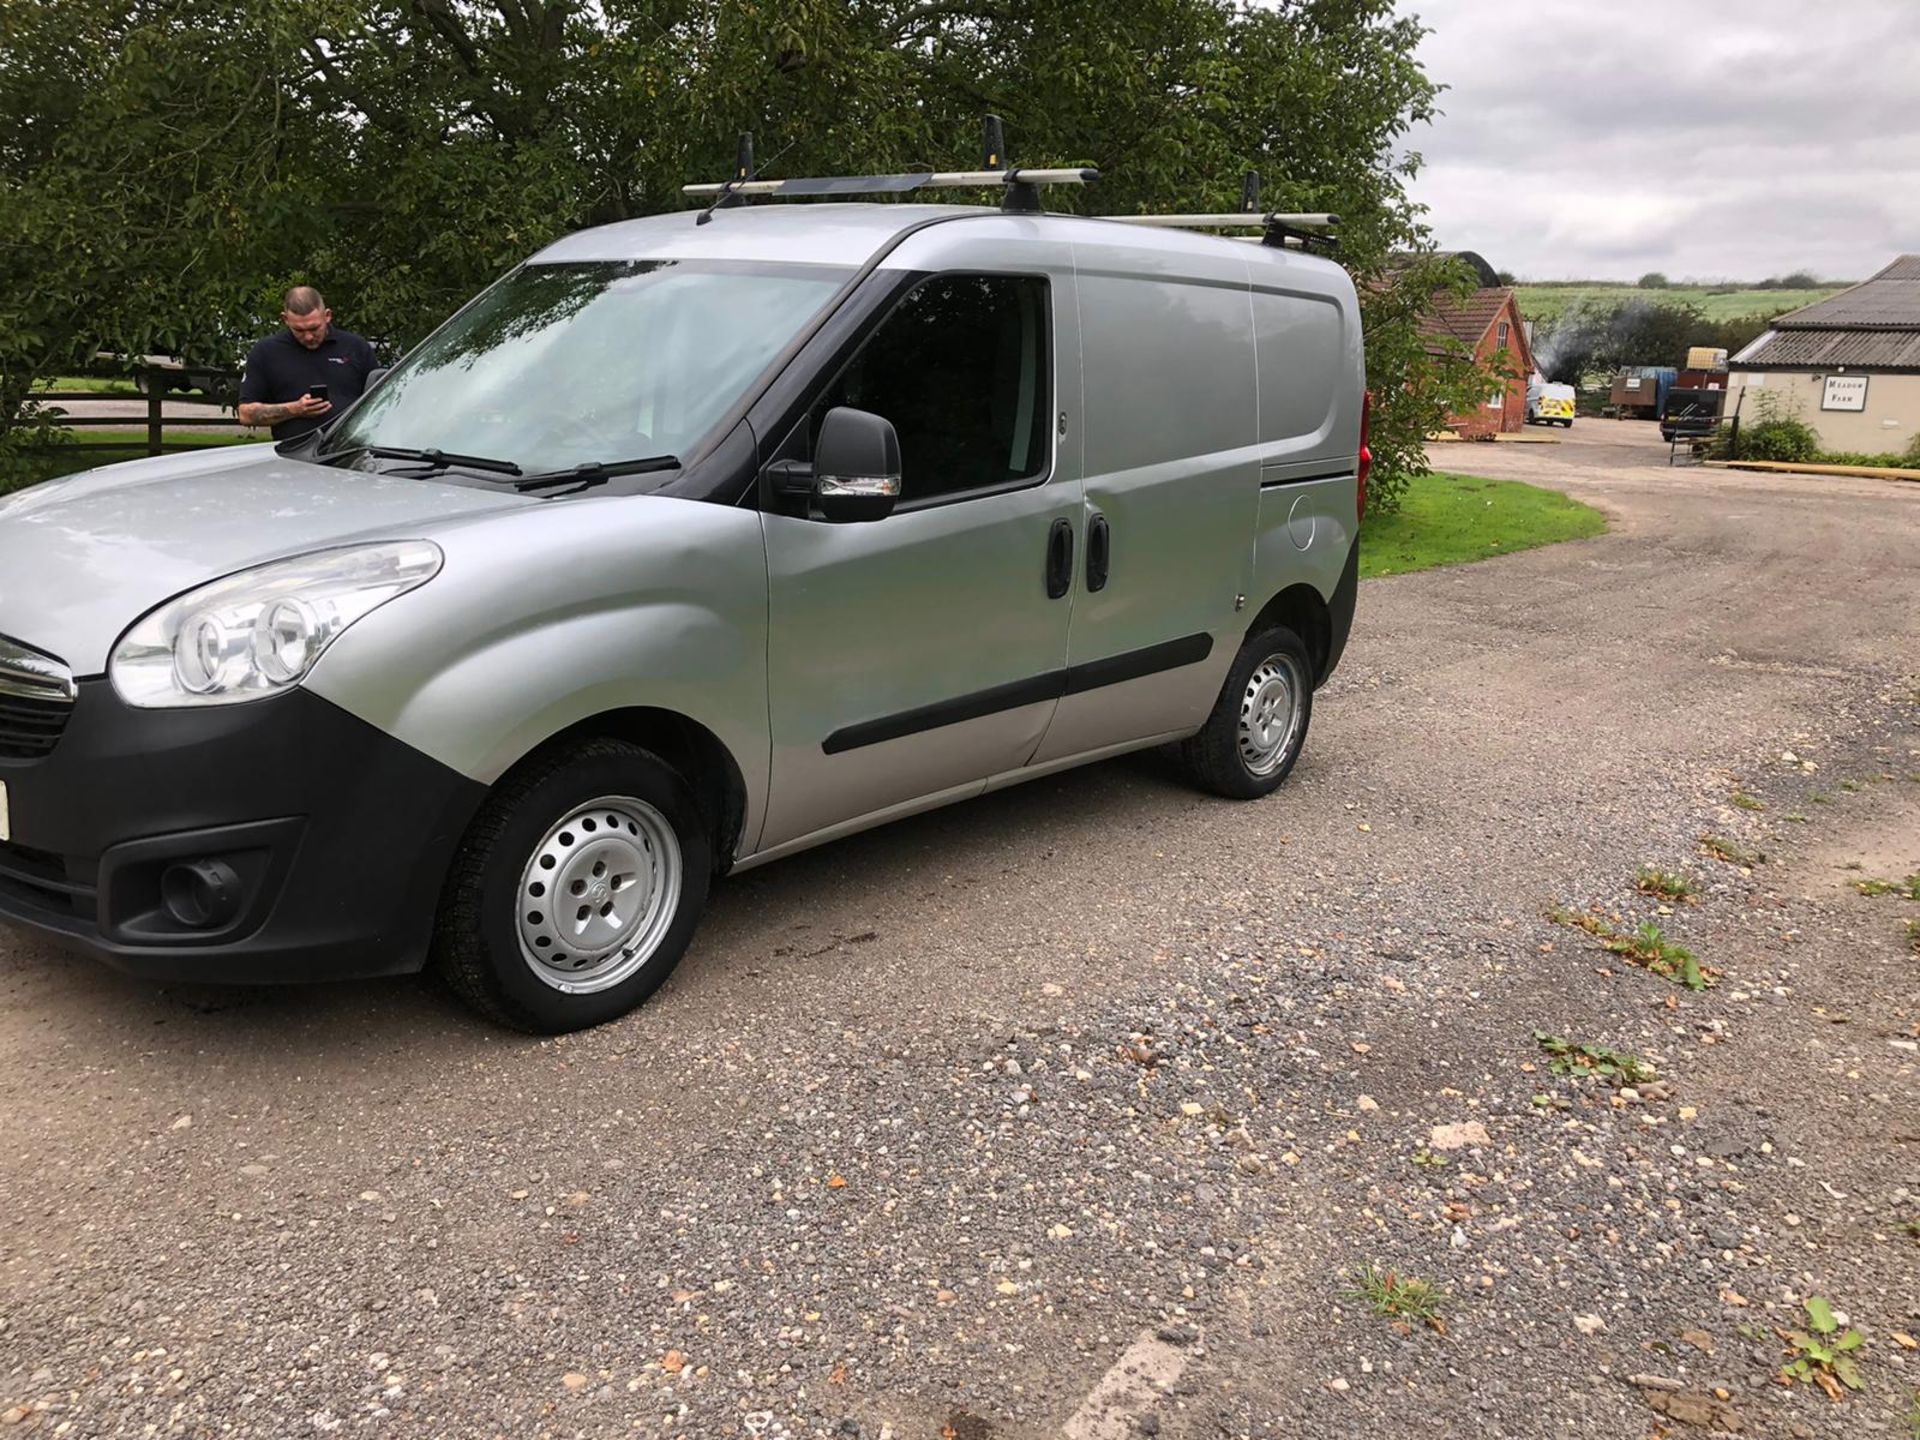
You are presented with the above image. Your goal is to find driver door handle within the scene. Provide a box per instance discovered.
[1045,518,1074,600]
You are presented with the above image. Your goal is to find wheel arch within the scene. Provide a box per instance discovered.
[498,707,751,876]
[1244,582,1333,683]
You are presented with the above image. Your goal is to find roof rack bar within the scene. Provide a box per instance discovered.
[683,168,1097,199]
[1097,212,1339,229]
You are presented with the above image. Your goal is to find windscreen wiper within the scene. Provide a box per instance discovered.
[513,454,682,493]
[313,443,523,477]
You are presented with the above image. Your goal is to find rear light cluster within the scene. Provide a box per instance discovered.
[1356,389,1373,523]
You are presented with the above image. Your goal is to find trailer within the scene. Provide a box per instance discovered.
[1609,365,1676,420]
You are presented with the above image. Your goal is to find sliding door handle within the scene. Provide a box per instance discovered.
[1086,512,1110,592]
[1045,518,1074,600]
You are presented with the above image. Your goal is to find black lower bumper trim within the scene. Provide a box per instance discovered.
[0,683,487,983]
[1319,535,1360,686]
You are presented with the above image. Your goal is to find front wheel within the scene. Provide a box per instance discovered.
[1178,625,1315,799]
[432,739,711,1032]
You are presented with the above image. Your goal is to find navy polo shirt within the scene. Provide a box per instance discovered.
[239,327,379,441]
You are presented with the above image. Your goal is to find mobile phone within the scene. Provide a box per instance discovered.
[308,384,330,402]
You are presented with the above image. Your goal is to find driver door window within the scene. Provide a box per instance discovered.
[812,274,1050,504]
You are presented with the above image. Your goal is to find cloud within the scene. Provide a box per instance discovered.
[1402,0,1920,280]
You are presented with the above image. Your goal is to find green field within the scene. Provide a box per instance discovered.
[1362,470,1607,578]
[1513,284,1848,325]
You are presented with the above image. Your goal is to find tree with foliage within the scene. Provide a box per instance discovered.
[1636,272,1670,289]
[1361,254,1503,509]
[2,0,1482,511]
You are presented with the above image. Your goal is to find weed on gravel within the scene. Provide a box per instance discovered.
[1779,1296,1867,1400]
[1852,873,1920,899]
[1906,918,1920,954]
[1348,1263,1447,1334]
[1731,789,1765,811]
[1605,921,1709,989]
[1634,865,1698,903]
[1547,908,1710,989]
[1699,833,1764,867]
[1533,1030,1658,1085]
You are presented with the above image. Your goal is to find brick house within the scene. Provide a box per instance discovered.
[1417,252,1536,437]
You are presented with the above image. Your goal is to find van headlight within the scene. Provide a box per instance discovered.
[110,541,442,708]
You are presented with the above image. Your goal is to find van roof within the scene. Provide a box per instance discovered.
[530,203,1350,282]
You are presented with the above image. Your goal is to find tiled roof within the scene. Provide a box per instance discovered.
[1419,287,1516,349]
[1733,326,1920,369]
[1771,255,1920,330]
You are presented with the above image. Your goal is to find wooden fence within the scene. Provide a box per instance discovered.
[27,366,250,456]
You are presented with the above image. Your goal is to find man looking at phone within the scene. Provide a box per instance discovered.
[237,286,379,441]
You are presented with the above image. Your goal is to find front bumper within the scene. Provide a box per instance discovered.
[0,682,486,983]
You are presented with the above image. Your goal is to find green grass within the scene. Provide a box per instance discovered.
[1514,283,1848,325]
[3,430,264,494]
[34,375,142,395]
[1348,1262,1447,1332]
[1362,472,1606,579]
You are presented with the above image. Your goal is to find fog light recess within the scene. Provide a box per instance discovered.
[160,859,244,930]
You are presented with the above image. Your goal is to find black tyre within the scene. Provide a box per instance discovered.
[432,739,710,1033]
[1178,625,1314,799]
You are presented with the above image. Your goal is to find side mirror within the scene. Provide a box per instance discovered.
[812,407,902,522]
[365,367,392,391]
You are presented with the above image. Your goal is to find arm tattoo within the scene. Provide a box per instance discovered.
[245,402,294,426]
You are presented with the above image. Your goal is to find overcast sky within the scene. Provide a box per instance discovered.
[1403,0,1920,282]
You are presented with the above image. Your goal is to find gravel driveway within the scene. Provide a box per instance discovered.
[3,422,1916,1438]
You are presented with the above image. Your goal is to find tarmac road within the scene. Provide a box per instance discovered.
[2,421,1916,1438]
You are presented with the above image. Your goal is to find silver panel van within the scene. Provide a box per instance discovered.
[0,198,1367,1031]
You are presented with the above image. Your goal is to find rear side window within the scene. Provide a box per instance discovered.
[814,274,1050,502]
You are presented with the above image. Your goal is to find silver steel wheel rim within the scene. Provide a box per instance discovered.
[1237,653,1304,778]
[515,796,682,994]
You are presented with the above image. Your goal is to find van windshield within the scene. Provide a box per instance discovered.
[327,259,851,475]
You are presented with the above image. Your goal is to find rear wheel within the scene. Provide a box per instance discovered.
[432,739,710,1032]
[1178,625,1314,799]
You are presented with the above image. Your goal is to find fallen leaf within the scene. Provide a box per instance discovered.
[1891,1331,1917,1350]
[661,1350,684,1375]
[827,1175,847,1189]
[830,1363,848,1385]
